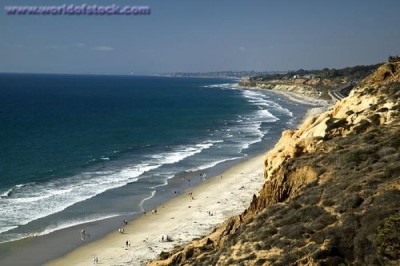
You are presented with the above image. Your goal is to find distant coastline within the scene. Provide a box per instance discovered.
[0,75,312,265]
[43,87,329,266]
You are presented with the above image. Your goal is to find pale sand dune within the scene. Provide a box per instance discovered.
[46,154,265,266]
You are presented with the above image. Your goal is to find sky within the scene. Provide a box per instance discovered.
[1,0,399,74]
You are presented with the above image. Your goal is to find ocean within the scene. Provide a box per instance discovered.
[0,74,309,247]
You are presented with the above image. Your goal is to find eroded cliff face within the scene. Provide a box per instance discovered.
[254,83,322,98]
[149,62,400,266]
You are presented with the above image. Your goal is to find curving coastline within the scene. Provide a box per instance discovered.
[150,61,400,265]
[46,154,266,265]
[41,88,329,265]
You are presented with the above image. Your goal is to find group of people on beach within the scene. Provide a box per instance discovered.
[120,220,131,250]
[161,235,172,242]
[117,219,129,234]
[142,208,158,215]
[200,172,207,181]
[85,218,132,264]
[188,191,195,200]
[85,170,233,264]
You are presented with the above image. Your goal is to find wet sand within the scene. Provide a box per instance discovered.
[46,154,266,266]
[45,86,332,266]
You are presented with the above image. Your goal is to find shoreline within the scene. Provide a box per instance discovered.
[46,154,266,265]
[44,89,331,266]
[234,83,331,106]
[267,89,332,124]
[236,84,332,125]
[0,85,330,265]
[0,156,249,266]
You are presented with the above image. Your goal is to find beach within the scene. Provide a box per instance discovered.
[43,88,328,266]
[0,76,314,266]
[238,85,332,125]
[268,89,332,123]
[46,154,266,265]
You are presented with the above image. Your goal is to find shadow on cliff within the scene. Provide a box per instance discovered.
[150,61,400,266]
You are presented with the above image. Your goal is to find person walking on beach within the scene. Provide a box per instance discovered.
[201,172,206,181]
[81,229,86,241]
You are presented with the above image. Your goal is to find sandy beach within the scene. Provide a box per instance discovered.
[270,89,331,107]
[46,154,266,266]
[44,87,331,266]
[235,84,332,120]
[268,89,332,123]
[241,85,332,125]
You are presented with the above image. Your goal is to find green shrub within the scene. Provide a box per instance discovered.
[383,164,400,178]
[280,224,305,239]
[315,214,337,228]
[343,150,363,165]
[298,206,325,221]
[376,212,400,260]
[159,251,170,260]
[322,198,335,207]
[387,129,400,148]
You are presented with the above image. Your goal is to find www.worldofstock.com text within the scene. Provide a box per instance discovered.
[4,4,151,16]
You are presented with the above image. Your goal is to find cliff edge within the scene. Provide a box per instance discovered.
[149,61,400,266]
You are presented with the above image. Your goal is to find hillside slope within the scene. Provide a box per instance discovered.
[149,62,400,266]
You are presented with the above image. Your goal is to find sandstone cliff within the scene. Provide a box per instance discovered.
[252,83,322,99]
[149,62,400,266]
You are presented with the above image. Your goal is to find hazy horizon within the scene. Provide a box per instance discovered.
[1,0,399,75]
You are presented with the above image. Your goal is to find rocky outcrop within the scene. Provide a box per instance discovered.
[149,62,400,266]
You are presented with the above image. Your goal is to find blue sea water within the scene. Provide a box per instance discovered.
[0,74,308,244]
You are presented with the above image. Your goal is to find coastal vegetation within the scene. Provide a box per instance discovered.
[248,63,382,82]
[150,61,400,265]
[239,63,383,100]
